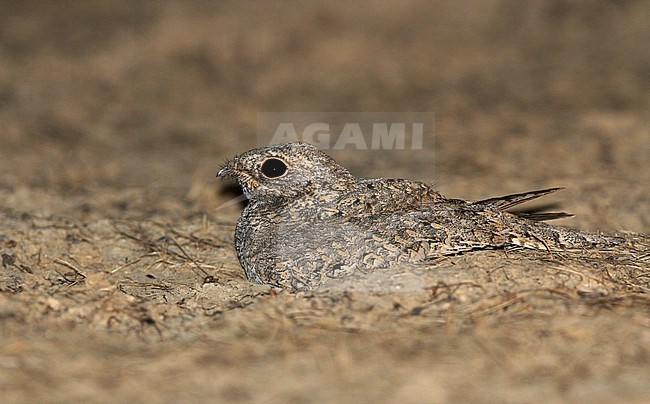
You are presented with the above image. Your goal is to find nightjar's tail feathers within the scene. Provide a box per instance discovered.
[512,211,574,222]
[472,187,563,210]
[472,187,573,222]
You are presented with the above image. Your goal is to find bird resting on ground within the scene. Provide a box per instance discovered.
[218,142,623,291]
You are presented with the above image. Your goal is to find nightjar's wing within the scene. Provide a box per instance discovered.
[470,187,573,221]
[334,178,443,216]
[344,182,571,221]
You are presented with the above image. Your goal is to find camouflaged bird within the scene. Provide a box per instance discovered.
[217,142,623,291]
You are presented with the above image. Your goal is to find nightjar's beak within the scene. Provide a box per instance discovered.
[216,158,259,200]
[214,163,250,209]
[216,167,227,177]
[216,164,235,179]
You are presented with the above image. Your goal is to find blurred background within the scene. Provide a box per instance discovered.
[0,0,648,230]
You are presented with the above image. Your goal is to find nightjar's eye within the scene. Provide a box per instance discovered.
[260,158,287,178]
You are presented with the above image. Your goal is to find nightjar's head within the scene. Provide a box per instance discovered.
[217,142,355,202]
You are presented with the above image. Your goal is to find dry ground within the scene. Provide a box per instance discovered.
[1,1,649,402]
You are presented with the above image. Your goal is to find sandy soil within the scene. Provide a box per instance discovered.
[1,1,649,402]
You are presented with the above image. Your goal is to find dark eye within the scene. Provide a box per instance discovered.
[260,158,287,178]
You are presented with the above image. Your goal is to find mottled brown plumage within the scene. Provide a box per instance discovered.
[218,142,623,291]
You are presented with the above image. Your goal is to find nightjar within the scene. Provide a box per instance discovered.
[217,142,623,291]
